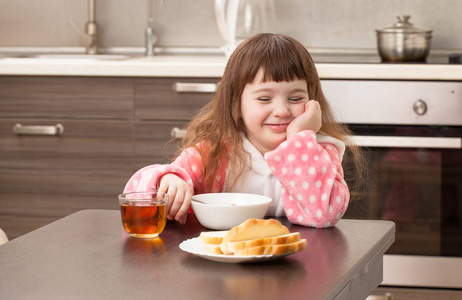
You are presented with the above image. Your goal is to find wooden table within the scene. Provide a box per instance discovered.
[0,210,394,300]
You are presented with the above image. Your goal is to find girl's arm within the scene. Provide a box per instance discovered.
[170,147,227,194]
[265,130,349,228]
[122,162,195,224]
[123,146,227,223]
[123,147,220,195]
[123,164,194,194]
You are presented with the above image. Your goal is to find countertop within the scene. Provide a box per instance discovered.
[1,49,462,80]
[0,210,395,300]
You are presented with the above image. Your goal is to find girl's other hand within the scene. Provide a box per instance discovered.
[286,100,322,139]
[157,173,193,224]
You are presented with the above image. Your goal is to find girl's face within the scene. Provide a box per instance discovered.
[240,69,309,154]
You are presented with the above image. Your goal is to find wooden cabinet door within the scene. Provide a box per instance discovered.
[134,121,189,169]
[0,119,134,240]
[0,75,218,240]
[135,77,218,121]
[0,76,135,239]
[0,76,133,119]
[132,76,218,171]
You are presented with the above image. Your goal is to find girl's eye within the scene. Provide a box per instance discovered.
[289,97,303,102]
[258,97,271,102]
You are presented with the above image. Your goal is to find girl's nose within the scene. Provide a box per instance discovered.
[273,100,291,117]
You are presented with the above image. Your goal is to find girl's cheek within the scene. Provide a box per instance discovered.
[293,105,306,117]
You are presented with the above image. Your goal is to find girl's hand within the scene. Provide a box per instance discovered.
[157,173,193,224]
[287,100,322,139]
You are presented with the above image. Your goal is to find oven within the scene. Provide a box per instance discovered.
[322,79,462,290]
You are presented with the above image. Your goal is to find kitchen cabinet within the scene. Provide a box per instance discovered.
[0,76,219,239]
[369,286,462,299]
[133,78,217,168]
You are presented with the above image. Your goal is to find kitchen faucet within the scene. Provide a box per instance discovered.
[145,17,157,56]
[85,0,98,54]
[145,0,165,56]
[69,0,98,54]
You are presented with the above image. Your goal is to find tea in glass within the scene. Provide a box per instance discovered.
[118,191,168,238]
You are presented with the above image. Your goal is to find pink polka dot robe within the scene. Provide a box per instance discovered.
[123,130,349,228]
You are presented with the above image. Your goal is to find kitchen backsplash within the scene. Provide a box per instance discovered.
[1,0,461,50]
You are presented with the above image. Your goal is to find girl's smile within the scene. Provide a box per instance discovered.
[264,123,290,133]
[240,69,309,154]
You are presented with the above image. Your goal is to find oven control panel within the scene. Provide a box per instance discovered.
[321,80,462,126]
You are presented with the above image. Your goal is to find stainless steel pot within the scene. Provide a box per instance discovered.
[376,15,432,62]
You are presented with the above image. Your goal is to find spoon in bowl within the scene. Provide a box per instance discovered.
[191,197,207,204]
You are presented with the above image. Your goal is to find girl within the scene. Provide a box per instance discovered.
[124,33,363,227]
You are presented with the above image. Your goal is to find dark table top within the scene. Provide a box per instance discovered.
[0,210,394,300]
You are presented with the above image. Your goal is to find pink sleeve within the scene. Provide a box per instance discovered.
[265,130,349,228]
[123,146,226,195]
[172,147,227,194]
[123,164,193,193]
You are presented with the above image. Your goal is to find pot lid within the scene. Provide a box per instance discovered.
[376,15,432,34]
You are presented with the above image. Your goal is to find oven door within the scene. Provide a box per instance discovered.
[343,125,462,288]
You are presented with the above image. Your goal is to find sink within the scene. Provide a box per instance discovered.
[27,54,129,60]
[0,47,226,62]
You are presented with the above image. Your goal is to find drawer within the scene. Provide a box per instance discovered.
[134,121,188,168]
[0,119,135,239]
[0,76,133,119]
[370,286,462,299]
[0,119,134,172]
[135,77,219,121]
[0,171,129,240]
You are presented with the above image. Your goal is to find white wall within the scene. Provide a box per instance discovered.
[0,0,461,50]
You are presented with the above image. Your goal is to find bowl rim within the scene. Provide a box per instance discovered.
[191,193,271,207]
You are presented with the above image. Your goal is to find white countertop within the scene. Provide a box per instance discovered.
[1,53,461,80]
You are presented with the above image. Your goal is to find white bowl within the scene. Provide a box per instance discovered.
[191,193,272,230]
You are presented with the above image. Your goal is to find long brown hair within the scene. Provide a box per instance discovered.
[179,33,365,195]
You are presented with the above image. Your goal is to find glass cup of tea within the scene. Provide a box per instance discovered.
[118,191,169,239]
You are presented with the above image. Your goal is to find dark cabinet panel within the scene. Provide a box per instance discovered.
[134,120,188,168]
[0,119,134,239]
[0,76,133,119]
[0,76,215,240]
[135,77,218,120]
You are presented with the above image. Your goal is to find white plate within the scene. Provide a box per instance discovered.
[179,237,290,263]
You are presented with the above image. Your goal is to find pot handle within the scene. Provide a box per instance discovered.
[397,15,411,24]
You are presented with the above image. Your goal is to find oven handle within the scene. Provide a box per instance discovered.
[352,135,462,149]
[172,128,462,149]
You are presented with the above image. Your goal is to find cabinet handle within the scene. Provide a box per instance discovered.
[172,82,218,93]
[171,127,187,139]
[13,123,64,136]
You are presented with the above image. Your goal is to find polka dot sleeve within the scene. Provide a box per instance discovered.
[123,146,227,195]
[172,147,227,194]
[123,164,194,193]
[265,130,350,228]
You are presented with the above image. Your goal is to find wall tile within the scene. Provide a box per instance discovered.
[0,0,460,50]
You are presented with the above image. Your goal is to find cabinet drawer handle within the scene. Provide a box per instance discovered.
[171,127,187,139]
[13,123,64,136]
[172,82,218,93]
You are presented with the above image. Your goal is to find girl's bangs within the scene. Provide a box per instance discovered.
[239,38,309,84]
[260,56,307,83]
